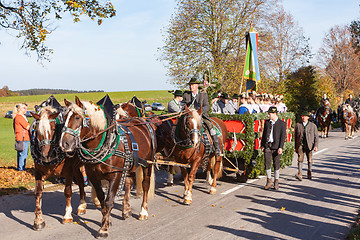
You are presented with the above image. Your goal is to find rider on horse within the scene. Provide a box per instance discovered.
[181,77,222,157]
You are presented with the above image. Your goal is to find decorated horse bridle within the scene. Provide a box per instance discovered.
[30,118,65,165]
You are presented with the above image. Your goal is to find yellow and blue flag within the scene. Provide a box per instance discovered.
[243,27,260,91]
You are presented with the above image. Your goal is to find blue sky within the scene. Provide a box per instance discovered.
[0,0,359,92]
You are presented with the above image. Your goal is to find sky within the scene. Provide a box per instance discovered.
[0,0,359,92]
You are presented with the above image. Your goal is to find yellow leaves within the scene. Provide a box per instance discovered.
[0,166,35,196]
[152,215,156,217]
[280,207,286,211]
[211,204,216,207]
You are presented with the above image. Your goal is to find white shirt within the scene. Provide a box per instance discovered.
[268,118,278,143]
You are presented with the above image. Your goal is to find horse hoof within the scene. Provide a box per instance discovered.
[62,218,73,224]
[138,214,148,221]
[167,182,174,186]
[33,221,46,231]
[77,209,86,215]
[184,199,192,205]
[122,211,132,219]
[209,188,217,195]
[97,231,108,238]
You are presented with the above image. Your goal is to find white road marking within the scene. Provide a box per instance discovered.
[313,148,328,156]
[221,148,330,195]
[221,176,265,195]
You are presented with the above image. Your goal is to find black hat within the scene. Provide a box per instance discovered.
[188,77,202,85]
[300,111,310,117]
[173,90,183,96]
[220,93,230,99]
[231,93,239,99]
[267,106,278,113]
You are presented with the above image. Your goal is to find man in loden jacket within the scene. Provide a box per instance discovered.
[294,111,319,180]
[261,106,286,190]
[182,77,221,156]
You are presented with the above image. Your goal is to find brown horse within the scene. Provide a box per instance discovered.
[317,100,332,138]
[342,104,357,140]
[30,107,87,230]
[60,97,155,238]
[155,105,227,204]
[119,102,228,197]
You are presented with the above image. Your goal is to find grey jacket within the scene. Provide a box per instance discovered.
[182,90,209,116]
[295,122,319,151]
[167,99,182,113]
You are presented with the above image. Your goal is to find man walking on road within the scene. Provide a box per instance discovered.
[261,106,286,190]
[294,111,319,180]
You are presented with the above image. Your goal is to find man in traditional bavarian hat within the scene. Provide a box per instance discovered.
[294,111,319,181]
[182,77,221,156]
[167,90,183,113]
[261,106,286,190]
[238,92,250,114]
[228,93,239,114]
[216,92,233,114]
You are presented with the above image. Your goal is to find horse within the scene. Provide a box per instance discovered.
[118,102,228,198]
[342,104,357,140]
[317,100,332,138]
[155,105,227,204]
[59,96,156,238]
[30,107,87,230]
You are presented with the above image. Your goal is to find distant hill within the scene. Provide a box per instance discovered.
[14,88,104,96]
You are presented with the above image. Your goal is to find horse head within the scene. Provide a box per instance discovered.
[60,96,106,155]
[178,105,202,148]
[31,107,60,161]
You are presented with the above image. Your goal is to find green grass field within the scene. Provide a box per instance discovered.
[0,90,172,166]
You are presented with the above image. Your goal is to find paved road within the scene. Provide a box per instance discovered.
[1,130,360,240]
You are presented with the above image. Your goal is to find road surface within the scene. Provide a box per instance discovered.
[1,129,359,240]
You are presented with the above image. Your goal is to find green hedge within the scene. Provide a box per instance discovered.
[210,112,295,179]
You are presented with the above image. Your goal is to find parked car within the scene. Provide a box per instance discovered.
[143,104,152,112]
[4,110,34,119]
[5,111,13,118]
[151,102,165,111]
[25,111,35,118]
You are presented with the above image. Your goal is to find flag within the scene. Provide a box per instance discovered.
[243,27,260,91]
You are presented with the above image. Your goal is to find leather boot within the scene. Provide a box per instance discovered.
[307,170,312,180]
[212,134,222,157]
[295,172,302,181]
[273,179,279,190]
[264,178,272,190]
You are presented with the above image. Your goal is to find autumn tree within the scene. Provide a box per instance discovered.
[284,66,319,119]
[0,1,115,61]
[317,25,360,94]
[159,0,277,91]
[258,6,311,94]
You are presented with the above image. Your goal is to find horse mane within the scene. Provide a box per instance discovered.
[116,103,129,118]
[38,107,57,136]
[190,108,201,124]
[344,104,354,113]
[70,101,107,130]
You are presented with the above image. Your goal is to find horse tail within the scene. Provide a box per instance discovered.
[135,165,155,200]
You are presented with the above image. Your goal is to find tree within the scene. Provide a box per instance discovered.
[317,25,360,94]
[284,66,319,119]
[159,0,276,90]
[258,7,311,94]
[0,1,115,61]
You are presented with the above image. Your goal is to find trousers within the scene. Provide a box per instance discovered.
[17,141,30,171]
[264,148,281,170]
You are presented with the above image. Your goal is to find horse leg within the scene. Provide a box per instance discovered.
[181,167,190,205]
[210,156,222,195]
[97,175,120,238]
[122,175,133,219]
[62,175,73,224]
[184,159,202,205]
[74,169,87,215]
[91,182,101,208]
[167,165,174,186]
[139,166,152,221]
[33,173,45,231]
[206,158,214,186]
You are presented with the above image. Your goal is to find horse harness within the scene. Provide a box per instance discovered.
[30,117,65,165]
[344,111,355,125]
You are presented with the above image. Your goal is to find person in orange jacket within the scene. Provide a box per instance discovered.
[13,103,30,171]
